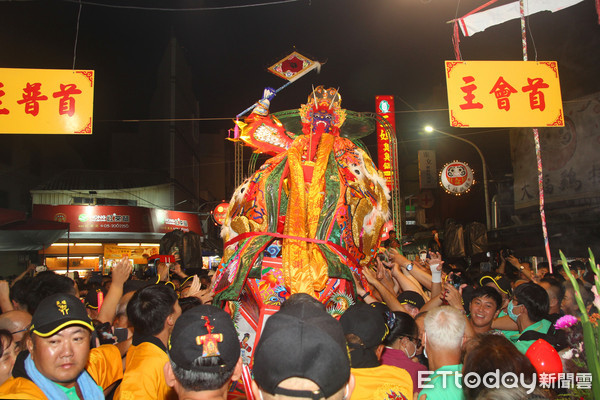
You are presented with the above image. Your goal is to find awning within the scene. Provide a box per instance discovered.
[0,218,70,251]
[0,208,27,226]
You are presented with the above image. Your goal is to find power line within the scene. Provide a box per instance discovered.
[60,0,302,11]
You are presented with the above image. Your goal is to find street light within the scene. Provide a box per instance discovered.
[423,125,491,231]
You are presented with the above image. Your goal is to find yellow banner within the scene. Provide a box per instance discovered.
[445,61,563,128]
[104,244,159,264]
[0,68,94,134]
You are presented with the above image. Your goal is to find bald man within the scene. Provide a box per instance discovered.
[0,310,31,349]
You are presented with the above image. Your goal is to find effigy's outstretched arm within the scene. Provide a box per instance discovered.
[235,88,295,155]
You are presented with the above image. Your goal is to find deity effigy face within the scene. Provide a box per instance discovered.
[310,108,335,133]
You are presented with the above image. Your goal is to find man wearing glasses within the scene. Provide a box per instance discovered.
[501,282,552,354]
[0,310,31,350]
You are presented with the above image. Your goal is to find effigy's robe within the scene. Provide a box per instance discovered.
[212,90,389,365]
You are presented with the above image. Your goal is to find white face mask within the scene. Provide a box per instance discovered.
[507,300,521,322]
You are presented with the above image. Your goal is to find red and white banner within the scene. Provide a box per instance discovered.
[458,0,584,37]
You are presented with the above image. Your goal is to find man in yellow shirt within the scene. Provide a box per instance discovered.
[0,293,122,399]
[115,284,181,400]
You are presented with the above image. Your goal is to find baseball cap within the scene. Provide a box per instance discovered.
[253,299,351,398]
[480,274,512,296]
[397,291,425,309]
[30,293,94,337]
[84,289,102,309]
[339,303,388,349]
[169,305,240,372]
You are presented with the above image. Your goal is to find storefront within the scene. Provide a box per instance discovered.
[33,204,203,274]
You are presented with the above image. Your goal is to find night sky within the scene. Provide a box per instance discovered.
[1,0,599,170]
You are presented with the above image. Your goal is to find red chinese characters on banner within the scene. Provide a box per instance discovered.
[0,83,8,115]
[460,75,549,112]
[4,82,82,117]
[375,95,395,191]
[17,82,48,116]
[459,76,484,110]
[445,60,563,128]
[522,78,549,111]
[53,84,82,117]
[489,77,518,111]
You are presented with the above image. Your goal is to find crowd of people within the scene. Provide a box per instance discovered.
[0,242,595,400]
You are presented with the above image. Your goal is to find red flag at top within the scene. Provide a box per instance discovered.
[268,51,321,82]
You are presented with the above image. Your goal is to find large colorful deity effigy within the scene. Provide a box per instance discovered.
[212,86,390,364]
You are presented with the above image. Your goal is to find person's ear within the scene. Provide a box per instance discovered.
[26,336,34,357]
[375,344,385,360]
[166,312,177,328]
[164,362,177,388]
[518,303,527,317]
[231,357,243,382]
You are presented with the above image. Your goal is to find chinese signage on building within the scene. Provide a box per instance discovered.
[418,150,437,189]
[33,205,202,235]
[445,61,563,128]
[103,244,159,263]
[0,68,94,134]
[375,95,396,190]
[512,91,600,209]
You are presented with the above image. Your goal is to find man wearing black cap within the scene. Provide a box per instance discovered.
[252,295,355,400]
[397,291,425,318]
[0,293,123,399]
[340,303,412,400]
[164,305,242,399]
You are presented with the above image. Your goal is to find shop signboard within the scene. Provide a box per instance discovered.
[445,61,563,128]
[0,68,94,134]
[418,150,437,189]
[375,95,395,190]
[150,209,203,234]
[33,205,202,235]
[104,244,158,264]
